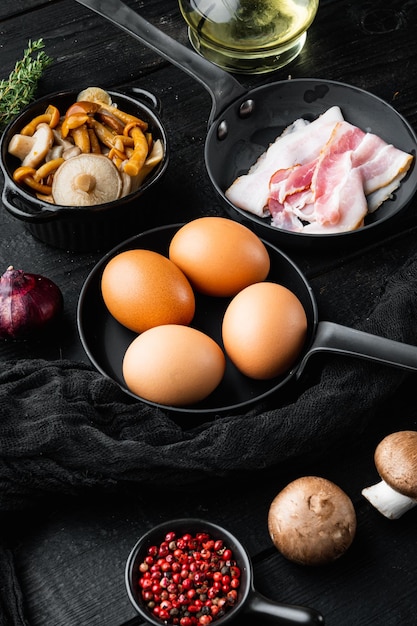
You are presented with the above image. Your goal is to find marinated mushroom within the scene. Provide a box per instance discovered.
[7,134,35,161]
[8,122,54,167]
[46,130,81,162]
[362,430,417,519]
[77,86,113,105]
[128,139,164,192]
[52,153,123,206]
[268,476,357,566]
[7,88,164,205]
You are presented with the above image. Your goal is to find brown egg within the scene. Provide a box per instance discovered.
[101,249,195,333]
[222,282,307,379]
[122,324,226,406]
[169,217,270,297]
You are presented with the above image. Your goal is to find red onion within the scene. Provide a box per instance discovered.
[0,266,63,339]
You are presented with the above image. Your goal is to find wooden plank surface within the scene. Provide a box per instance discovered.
[1,0,417,625]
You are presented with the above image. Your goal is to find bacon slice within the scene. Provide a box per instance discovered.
[226,107,413,234]
[269,161,316,205]
[306,162,368,233]
[353,136,413,196]
[225,106,344,217]
[367,176,406,213]
[312,122,366,227]
[271,207,305,232]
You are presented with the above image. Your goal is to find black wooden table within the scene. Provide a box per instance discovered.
[1,1,417,625]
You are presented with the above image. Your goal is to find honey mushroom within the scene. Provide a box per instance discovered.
[9,122,54,168]
[48,130,81,160]
[52,153,123,205]
[13,165,54,196]
[362,431,417,519]
[7,87,164,205]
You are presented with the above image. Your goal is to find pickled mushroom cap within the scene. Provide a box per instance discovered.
[52,153,123,206]
[8,123,54,168]
[77,87,113,105]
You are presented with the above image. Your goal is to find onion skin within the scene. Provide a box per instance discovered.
[0,266,63,339]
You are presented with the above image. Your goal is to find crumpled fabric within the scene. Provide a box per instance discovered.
[1,252,417,625]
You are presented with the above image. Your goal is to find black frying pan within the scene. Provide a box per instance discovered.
[77,223,417,416]
[74,0,417,250]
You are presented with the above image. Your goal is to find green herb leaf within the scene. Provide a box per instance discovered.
[0,38,53,133]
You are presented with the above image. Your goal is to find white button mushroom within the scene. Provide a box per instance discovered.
[362,430,417,519]
[268,476,357,566]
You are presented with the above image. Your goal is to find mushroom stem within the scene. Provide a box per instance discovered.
[361,480,417,519]
[74,173,96,193]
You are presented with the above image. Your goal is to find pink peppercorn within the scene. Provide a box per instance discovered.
[137,531,241,624]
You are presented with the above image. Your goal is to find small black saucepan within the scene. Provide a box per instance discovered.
[75,0,417,251]
[124,518,324,625]
[77,223,417,416]
[0,88,169,252]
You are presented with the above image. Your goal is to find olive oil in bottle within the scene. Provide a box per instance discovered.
[178,0,319,73]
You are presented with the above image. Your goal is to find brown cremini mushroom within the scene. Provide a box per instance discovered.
[52,153,123,206]
[362,430,417,519]
[268,476,357,566]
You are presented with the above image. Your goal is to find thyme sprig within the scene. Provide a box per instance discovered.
[0,38,53,132]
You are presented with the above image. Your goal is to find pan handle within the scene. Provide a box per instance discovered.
[74,0,247,126]
[246,589,324,624]
[296,320,417,379]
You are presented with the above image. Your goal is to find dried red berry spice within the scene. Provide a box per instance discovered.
[137,531,241,625]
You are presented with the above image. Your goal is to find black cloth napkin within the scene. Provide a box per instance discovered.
[1,251,417,625]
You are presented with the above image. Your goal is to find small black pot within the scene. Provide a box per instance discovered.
[0,88,169,252]
[125,518,324,625]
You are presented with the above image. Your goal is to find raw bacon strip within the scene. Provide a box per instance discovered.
[268,162,316,223]
[314,150,368,228]
[270,122,366,227]
[271,207,305,232]
[312,122,366,226]
[225,106,344,217]
[353,139,413,195]
[271,160,317,204]
[273,163,368,234]
[267,167,290,216]
[275,120,411,231]
[270,189,315,228]
[286,190,315,220]
[269,165,300,205]
[303,166,368,233]
[271,123,369,232]
[227,105,413,234]
[351,132,386,167]
[367,175,407,213]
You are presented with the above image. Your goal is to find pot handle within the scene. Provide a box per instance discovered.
[2,183,58,223]
[121,86,162,113]
[74,0,247,126]
[296,320,417,379]
[247,589,324,624]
